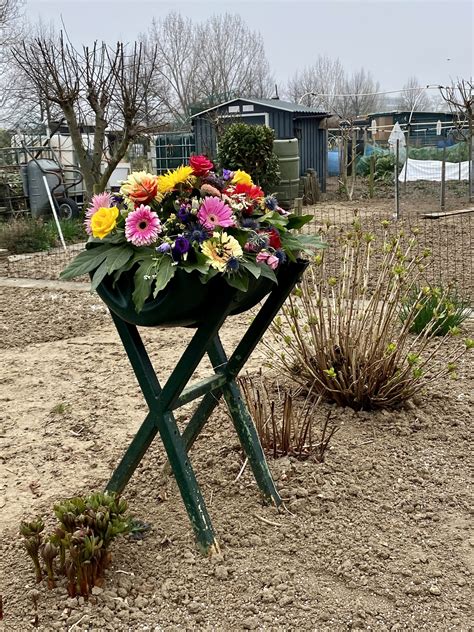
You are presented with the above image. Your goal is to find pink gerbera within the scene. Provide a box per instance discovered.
[125,205,162,246]
[197,197,234,230]
[84,192,114,235]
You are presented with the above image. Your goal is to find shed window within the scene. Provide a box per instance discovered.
[242,105,254,112]
[228,106,240,113]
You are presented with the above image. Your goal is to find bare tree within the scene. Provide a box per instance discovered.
[142,13,202,124]
[336,68,381,119]
[287,56,345,111]
[439,78,473,201]
[196,14,273,102]
[142,12,273,124]
[12,33,161,195]
[397,76,431,111]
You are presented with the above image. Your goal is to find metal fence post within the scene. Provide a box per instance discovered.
[394,139,400,220]
[440,146,446,210]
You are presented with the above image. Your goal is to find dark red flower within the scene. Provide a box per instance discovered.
[189,154,214,177]
[268,228,282,249]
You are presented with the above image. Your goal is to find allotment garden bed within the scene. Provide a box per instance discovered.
[0,280,472,631]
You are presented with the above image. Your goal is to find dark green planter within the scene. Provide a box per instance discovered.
[87,243,308,328]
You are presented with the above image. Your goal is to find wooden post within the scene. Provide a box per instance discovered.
[394,139,400,220]
[440,146,446,210]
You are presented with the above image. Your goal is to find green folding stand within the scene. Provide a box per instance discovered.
[104,261,308,554]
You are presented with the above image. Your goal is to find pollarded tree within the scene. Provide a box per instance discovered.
[12,32,161,196]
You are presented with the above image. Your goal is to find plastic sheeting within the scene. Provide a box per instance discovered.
[399,158,469,182]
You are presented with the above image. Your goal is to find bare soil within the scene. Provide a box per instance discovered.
[0,281,473,632]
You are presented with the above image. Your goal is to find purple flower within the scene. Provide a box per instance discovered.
[241,218,259,230]
[226,257,240,272]
[172,236,191,258]
[156,243,171,253]
[222,169,233,181]
[185,224,209,244]
[264,195,278,211]
[178,204,191,222]
[274,249,287,264]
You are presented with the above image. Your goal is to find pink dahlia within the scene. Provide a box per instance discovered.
[125,205,162,246]
[197,197,234,230]
[84,192,114,235]
[256,250,280,270]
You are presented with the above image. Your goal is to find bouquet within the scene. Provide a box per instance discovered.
[61,156,324,312]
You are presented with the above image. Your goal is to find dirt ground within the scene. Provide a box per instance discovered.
[0,280,473,632]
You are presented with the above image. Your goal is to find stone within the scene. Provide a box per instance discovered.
[242,617,258,630]
[214,566,229,580]
[91,586,103,596]
[429,585,441,596]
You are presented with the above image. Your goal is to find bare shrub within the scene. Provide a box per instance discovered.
[239,371,339,462]
[266,218,472,410]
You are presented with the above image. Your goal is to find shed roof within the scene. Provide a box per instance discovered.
[191,97,328,118]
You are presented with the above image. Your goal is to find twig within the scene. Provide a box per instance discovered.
[255,514,282,528]
[233,457,248,483]
[115,570,134,576]
[68,615,87,631]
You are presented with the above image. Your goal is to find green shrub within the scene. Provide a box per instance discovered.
[217,123,280,191]
[266,219,472,410]
[400,285,470,336]
[0,218,85,254]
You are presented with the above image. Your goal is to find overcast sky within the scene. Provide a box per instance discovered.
[26,0,473,94]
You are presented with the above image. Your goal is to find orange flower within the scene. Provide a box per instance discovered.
[120,172,159,205]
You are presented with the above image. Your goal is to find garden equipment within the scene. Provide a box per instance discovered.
[98,259,308,554]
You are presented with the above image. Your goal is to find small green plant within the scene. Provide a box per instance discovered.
[239,371,339,461]
[266,218,472,410]
[20,492,132,598]
[217,123,280,191]
[400,285,470,336]
[50,402,70,415]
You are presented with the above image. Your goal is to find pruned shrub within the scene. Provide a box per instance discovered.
[20,492,132,598]
[217,123,280,191]
[266,219,472,410]
[400,284,470,336]
[239,371,339,461]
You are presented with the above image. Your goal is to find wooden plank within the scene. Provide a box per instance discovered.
[420,208,474,219]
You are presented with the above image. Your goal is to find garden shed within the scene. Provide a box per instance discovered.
[191,97,329,191]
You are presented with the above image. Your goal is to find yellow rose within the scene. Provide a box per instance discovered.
[90,206,119,239]
[231,169,253,186]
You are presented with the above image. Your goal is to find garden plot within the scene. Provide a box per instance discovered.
[0,283,472,631]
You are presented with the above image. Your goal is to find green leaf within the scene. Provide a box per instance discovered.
[90,259,109,292]
[226,272,249,292]
[182,250,211,275]
[286,214,314,230]
[132,260,154,313]
[105,246,134,274]
[240,259,261,279]
[200,268,219,284]
[257,264,278,283]
[60,245,111,279]
[152,256,176,298]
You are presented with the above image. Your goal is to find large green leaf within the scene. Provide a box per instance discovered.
[152,256,176,298]
[240,259,261,279]
[257,264,278,283]
[60,245,112,279]
[226,272,249,292]
[90,259,109,292]
[286,214,314,230]
[132,260,154,313]
[105,246,134,274]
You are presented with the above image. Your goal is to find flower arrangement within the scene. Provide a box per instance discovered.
[61,156,323,312]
